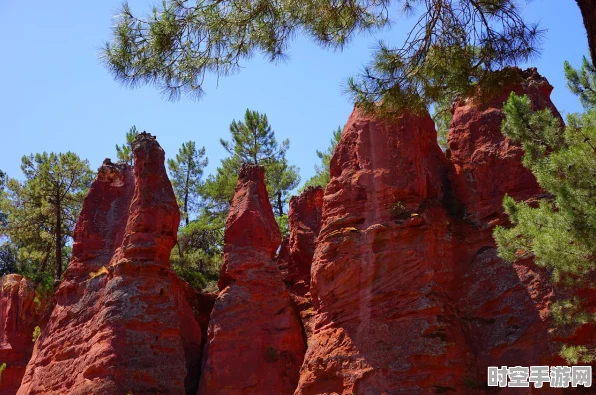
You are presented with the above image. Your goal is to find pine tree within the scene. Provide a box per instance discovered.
[0,242,18,276]
[494,58,596,364]
[266,158,301,217]
[200,155,243,229]
[170,216,223,292]
[302,126,342,189]
[200,110,299,233]
[102,0,546,112]
[0,170,6,227]
[167,141,208,225]
[221,109,289,165]
[0,152,93,283]
[115,125,139,165]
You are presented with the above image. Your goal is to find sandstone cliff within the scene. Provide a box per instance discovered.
[6,68,594,395]
[295,68,584,394]
[17,133,202,395]
[295,107,466,394]
[0,275,39,395]
[276,186,324,340]
[449,69,564,390]
[198,164,305,395]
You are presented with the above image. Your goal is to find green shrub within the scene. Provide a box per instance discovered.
[32,326,41,343]
[265,346,278,363]
[0,363,6,385]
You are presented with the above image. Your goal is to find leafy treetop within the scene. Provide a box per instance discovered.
[102,0,542,112]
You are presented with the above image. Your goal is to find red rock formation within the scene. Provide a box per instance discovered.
[448,69,569,388]
[296,68,576,394]
[17,133,202,395]
[448,68,562,224]
[276,186,324,339]
[199,164,305,395]
[184,287,216,355]
[0,275,39,394]
[295,108,469,394]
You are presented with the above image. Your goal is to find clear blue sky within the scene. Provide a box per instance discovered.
[0,1,590,190]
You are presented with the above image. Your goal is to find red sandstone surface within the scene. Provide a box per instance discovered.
[276,186,324,339]
[295,107,467,394]
[295,68,588,394]
[198,164,305,395]
[449,69,565,390]
[17,133,202,395]
[4,68,594,395]
[0,275,39,394]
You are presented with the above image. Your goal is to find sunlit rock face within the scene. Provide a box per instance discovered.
[295,68,585,394]
[295,107,467,394]
[198,164,305,395]
[17,133,202,395]
[0,274,40,394]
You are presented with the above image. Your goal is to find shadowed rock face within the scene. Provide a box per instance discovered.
[448,69,564,389]
[17,133,202,395]
[0,274,39,394]
[276,186,324,340]
[295,69,588,394]
[198,164,305,395]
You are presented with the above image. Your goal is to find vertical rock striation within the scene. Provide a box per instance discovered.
[198,164,305,395]
[276,186,324,340]
[295,108,468,394]
[17,133,202,395]
[0,275,39,394]
[296,68,584,394]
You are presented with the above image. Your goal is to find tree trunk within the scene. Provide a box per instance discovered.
[184,159,190,226]
[177,241,183,258]
[577,0,596,61]
[253,130,258,164]
[277,191,283,217]
[34,244,52,290]
[55,199,62,281]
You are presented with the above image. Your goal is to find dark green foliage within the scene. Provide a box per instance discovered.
[115,125,139,165]
[200,155,243,228]
[266,158,300,217]
[565,56,596,109]
[102,0,541,112]
[170,218,223,292]
[201,109,299,228]
[221,110,288,165]
[0,152,93,283]
[302,126,342,190]
[265,346,279,363]
[167,141,208,225]
[494,58,596,363]
[431,95,454,150]
[0,170,6,227]
[0,242,18,276]
[275,214,289,240]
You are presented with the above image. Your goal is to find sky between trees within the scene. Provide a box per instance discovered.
[0,1,591,186]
